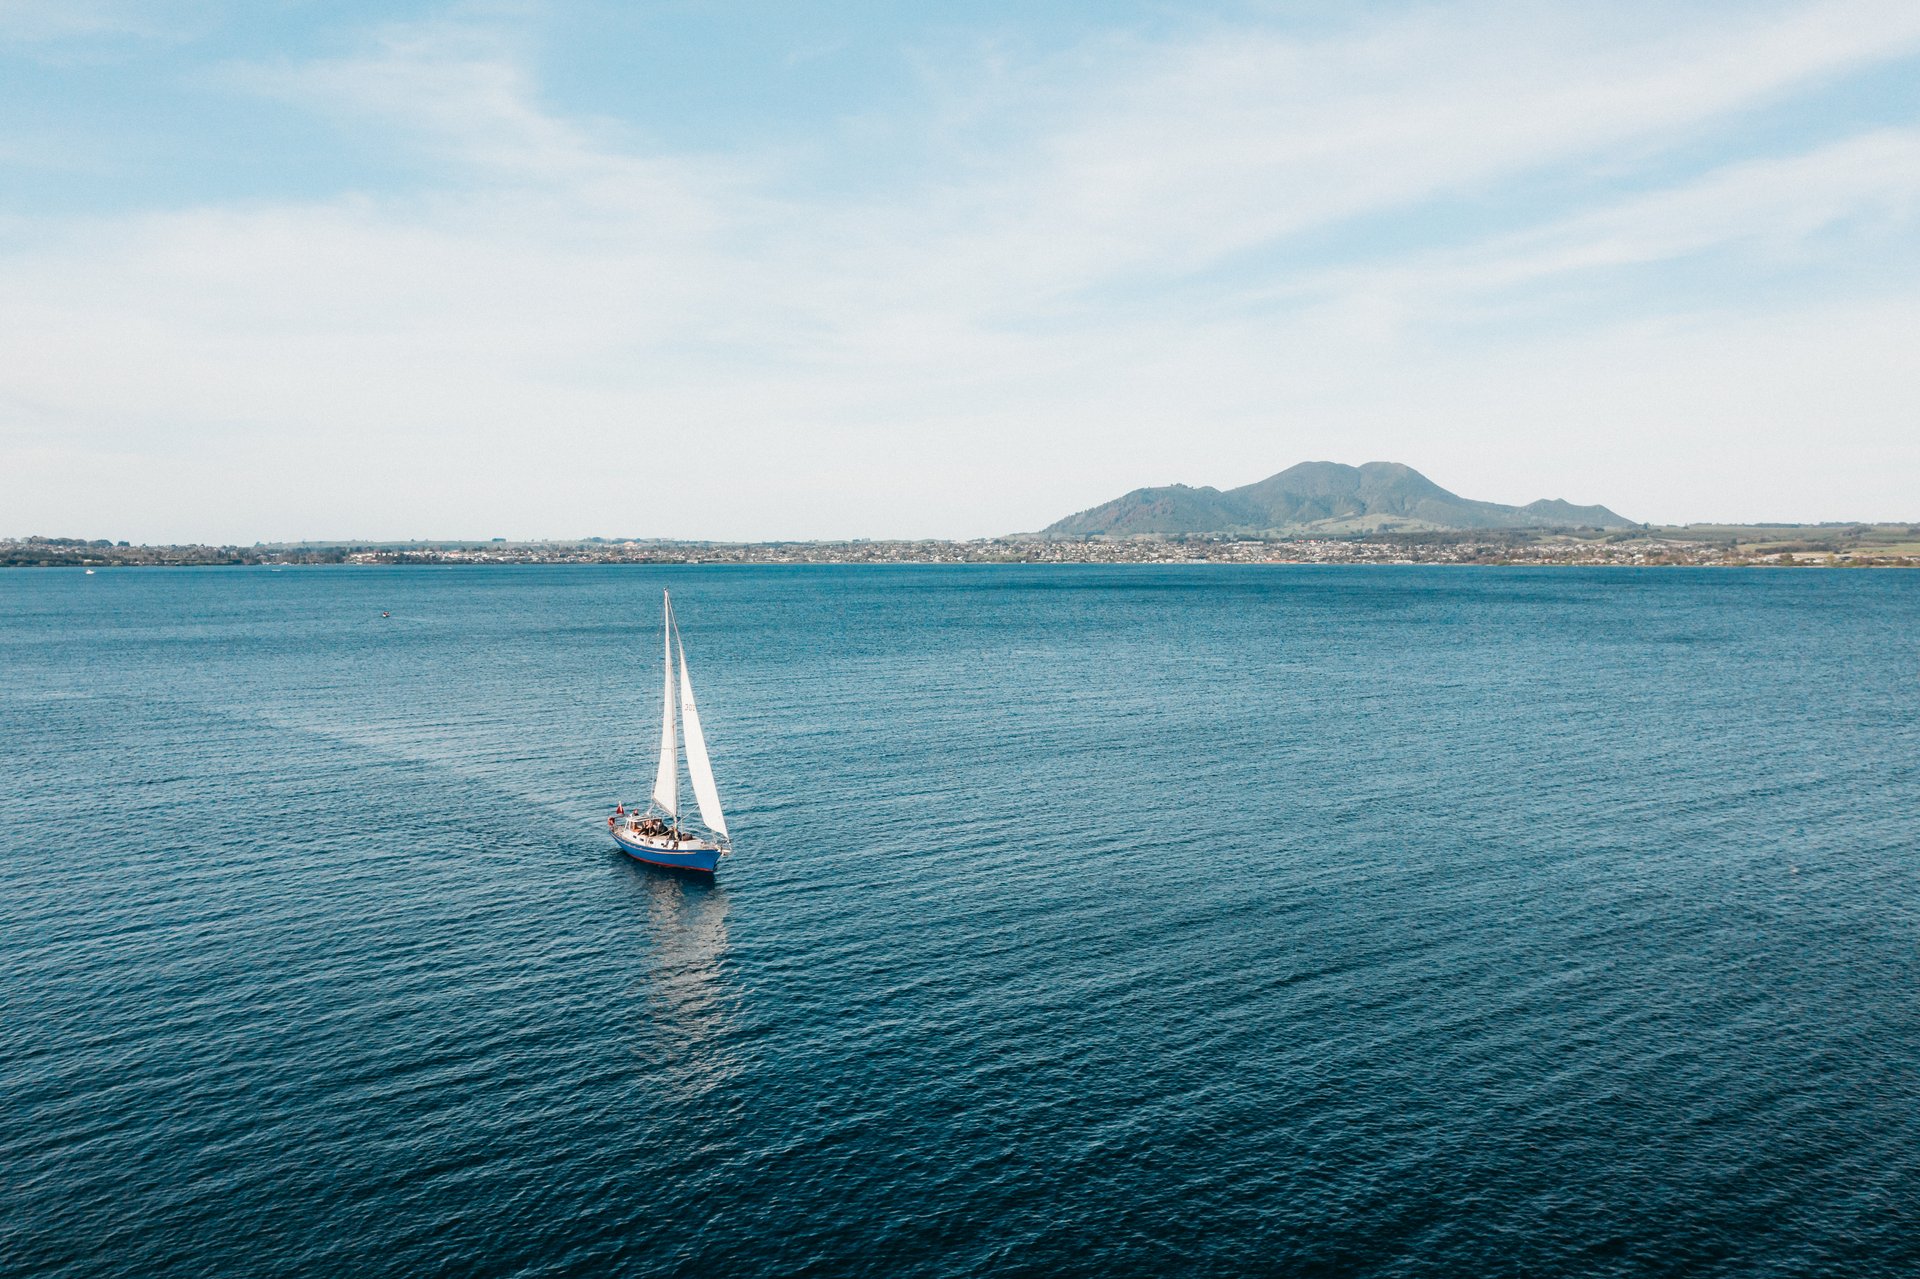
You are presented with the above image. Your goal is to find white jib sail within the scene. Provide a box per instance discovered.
[650,593,678,815]
[675,633,728,838]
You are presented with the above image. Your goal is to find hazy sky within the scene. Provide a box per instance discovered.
[2,0,1917,541]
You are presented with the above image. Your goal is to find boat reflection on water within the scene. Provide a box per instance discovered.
[615,859,741,1102]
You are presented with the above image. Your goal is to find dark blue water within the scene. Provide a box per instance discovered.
[5,566,1920,1277]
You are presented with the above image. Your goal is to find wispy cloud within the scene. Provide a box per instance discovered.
[2,1,1918,539]
[1265,127,1920,334]
[917,0,1920,295]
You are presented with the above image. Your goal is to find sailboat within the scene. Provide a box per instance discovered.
[609,590,732,874]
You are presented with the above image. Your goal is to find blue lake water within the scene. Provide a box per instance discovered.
[4,564,1919,1277]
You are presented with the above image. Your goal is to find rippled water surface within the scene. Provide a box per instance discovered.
[4,565,1920,1277]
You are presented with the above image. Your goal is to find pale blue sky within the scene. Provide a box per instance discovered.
[3,0,1918,540]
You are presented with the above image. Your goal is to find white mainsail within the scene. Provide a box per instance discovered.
[650,592,678,815]
[675,630,728,839]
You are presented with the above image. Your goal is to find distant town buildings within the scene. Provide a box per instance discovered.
[8,530,1916,569]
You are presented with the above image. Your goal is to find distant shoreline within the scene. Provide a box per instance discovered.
[7,528,1919,569]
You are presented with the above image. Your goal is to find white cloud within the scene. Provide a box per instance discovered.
[2,1,1918,540]
[1266,127,1920,332]
[928,0,1920,296]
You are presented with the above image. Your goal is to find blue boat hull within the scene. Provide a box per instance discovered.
[610,829,721,874]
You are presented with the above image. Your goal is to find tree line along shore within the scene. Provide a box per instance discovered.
[7,527,1920,569]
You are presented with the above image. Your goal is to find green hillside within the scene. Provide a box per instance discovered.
[1044,462,1635,536]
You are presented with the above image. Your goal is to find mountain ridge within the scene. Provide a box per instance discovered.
[1043,461,1635,536]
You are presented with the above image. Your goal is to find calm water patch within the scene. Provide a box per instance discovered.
[3,565,1919,1277]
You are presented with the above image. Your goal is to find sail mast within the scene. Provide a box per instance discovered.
[650,590,678,817]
